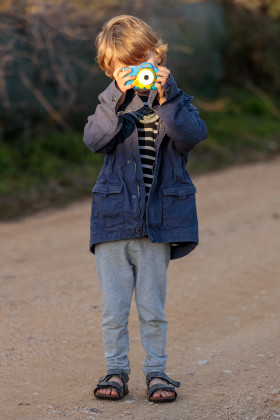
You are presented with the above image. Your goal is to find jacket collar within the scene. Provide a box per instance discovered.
[123,89,158,113]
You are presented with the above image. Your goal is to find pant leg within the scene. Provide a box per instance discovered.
[131,237,171,375]
[95,240,135,374]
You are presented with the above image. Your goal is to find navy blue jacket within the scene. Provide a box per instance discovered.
[83,75,208,259]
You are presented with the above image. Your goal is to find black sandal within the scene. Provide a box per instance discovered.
[146,371,180,403]
[93,369,129,400]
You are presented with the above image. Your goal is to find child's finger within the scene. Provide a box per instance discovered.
[113,66,124,79]
[118,73,134,86]
[154,82,163,90]
[157,68,170,74]
[156,76,169,86]
[156,70,170,78]
[113,66,132,79]
[123,83,135,91]
[120,75,135,82]
[157,65,171,73]
[156,70,170,79]
[120,68,133,78]
[120,76,136,89]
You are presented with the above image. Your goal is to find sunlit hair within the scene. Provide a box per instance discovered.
[95,15,168,79]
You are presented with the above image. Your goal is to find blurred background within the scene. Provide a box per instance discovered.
[0,0,280,219]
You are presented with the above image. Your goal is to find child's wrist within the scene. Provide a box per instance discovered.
[116,92,126,109]
[158,97,166,105]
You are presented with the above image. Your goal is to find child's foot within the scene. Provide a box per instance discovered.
[149,378,176,399]
[95,375,124,397]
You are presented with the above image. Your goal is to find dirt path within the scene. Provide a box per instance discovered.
[1,157,280,420]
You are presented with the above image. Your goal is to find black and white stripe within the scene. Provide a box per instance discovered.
[130,96,160,198]
[136,119,159,198]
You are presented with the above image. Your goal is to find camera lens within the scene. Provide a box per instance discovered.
[138,69,155,86]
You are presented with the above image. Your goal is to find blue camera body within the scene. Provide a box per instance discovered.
[123,62,159,90]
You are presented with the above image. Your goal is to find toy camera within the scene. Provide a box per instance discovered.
[123,62,159,90]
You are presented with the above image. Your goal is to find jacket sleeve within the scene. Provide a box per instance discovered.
[83,81,125,154]
[153,75,208,154]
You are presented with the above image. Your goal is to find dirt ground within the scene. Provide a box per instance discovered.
[1,157,280,420]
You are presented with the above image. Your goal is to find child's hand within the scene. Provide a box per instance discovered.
[113,66,136,108]
[155,66,171,105]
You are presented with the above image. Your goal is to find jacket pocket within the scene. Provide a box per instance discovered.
[91,183,124,229]
[161,184,197,228]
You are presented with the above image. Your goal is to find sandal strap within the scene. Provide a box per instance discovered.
[99,369,129,384]
[146,371,180,388]
[94,380,124,397]
[148,383,177,399]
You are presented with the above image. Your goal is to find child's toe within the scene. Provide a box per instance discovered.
[111,388,119,396]
[152,391,161,398]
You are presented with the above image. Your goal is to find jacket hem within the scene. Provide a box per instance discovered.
[89,228,199,260]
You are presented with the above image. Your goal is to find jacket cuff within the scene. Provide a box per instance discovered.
[162,74,182,103]
[98,80,123,111]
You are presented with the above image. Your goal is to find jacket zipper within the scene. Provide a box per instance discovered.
[155,121,160,153]
[152,120,161,175]
[134,159,141,215]
[130,132,141,215]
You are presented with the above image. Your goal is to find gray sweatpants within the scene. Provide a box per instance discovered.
[95,237,171,375]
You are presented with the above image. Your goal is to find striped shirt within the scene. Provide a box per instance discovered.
[131,96,159,199]
[136,119,159,198]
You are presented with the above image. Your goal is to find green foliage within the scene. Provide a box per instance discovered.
[189,89,280,173]
[1,131,102,178]
[0,132,104,216]
[0,145,17,177]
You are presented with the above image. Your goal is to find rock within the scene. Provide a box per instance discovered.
[272,389,280,395]
[198,359,209,366]
[85,407,101,414]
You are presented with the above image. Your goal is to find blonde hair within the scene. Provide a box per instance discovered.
[95,15,168,79]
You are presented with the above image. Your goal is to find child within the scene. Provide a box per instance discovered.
[83,15,207,403]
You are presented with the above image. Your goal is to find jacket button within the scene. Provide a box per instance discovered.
[166,87,170,94]
[135,229,140,233]
[112,95,117,102]
[132,194,136,199]
[127,160,131,164]
[161,126,165,131]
